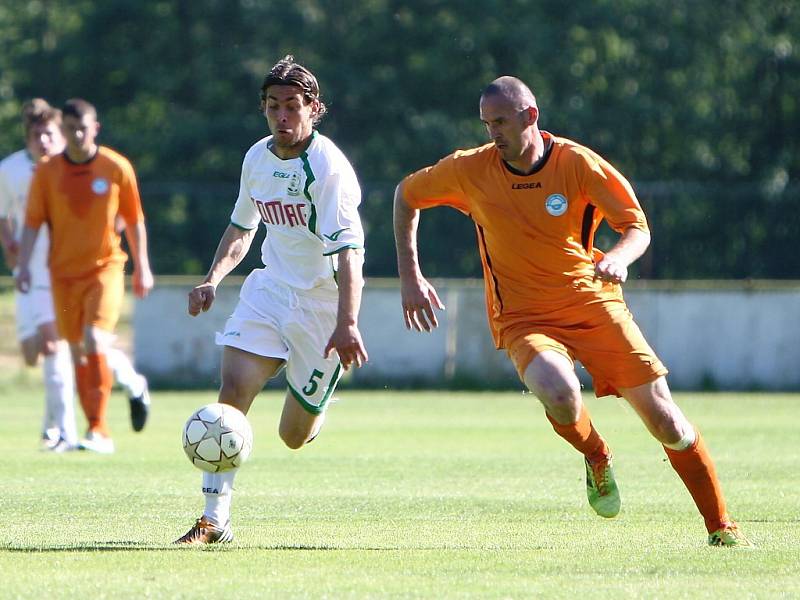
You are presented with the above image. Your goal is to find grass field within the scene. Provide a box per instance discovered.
[1,381,798,599]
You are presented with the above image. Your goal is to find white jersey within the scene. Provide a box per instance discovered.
[0,149,50,284]
[230,131,364,297]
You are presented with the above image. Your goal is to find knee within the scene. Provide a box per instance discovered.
[218,381,250,407]
[649,409,689,445]
[527,374,581,419]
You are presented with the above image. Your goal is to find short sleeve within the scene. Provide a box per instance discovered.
[400,152,470,214]
[229,153,260,230]
[578,150,649,234]
[24,166,48,229]
[117,159,145,226]
[314,169,365,256]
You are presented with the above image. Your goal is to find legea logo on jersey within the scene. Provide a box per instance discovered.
[545,193,568,216]
[287,172,301,197]
[273,170,302,197]
[92,178,109,195]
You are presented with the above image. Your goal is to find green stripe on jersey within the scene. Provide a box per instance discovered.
[323,244,363,257]
[300,151,317,234]
[230,220,257,231]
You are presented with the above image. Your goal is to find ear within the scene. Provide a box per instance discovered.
[523,106,538,127]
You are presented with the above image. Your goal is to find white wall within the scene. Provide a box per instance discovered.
[134,278,800,390]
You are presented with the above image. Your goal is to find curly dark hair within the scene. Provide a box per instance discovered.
[259,55,327,125]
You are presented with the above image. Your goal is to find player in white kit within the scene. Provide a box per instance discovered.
[176,56,369,544]
[0,100,151,451]
[0,100,76,451]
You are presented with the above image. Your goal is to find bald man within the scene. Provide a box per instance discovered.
[393,76,749,547]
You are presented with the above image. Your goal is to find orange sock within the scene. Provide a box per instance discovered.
[547,406,609,463]
[74,360,92,429]
[663,431,730,533]
[84,352,113,436]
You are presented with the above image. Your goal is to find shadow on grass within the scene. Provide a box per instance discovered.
[2,542,534,552]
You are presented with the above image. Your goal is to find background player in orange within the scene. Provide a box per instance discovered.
[393,76,749,547]
[15,98,154,454]
[1,100,151,451]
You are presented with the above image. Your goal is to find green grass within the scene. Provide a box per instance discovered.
[0,383,798,599]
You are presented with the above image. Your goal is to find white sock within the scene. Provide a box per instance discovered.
[202,470,237,526]
[43,345,77,445]
[106,347,145,397]
[663,425,697,451]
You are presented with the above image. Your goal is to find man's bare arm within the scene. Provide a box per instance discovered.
[393,183,444,332]
[324,247,368,370]
[123,220,154,298]
[594,227,651,284]
[188,224,256,316]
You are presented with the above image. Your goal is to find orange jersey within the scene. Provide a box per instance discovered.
[25,146,144,280]
[401,132,649,347]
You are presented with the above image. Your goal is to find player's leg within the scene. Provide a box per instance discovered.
[15,290,56,445]
[175,346,284,545]
[74,269,124,453]
[519,347,619,518]
[20,331,58,446]
[75,325,116,452]
[24,282,77,450]
[619,377,750,546]
[106,346,150,432]
[278,392,327,449]
[19,333,41,367]
[38,320,77,450]
[278,295,343,450]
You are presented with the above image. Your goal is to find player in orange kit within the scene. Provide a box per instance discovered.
[16,98,154,454]
[393,76,749,547]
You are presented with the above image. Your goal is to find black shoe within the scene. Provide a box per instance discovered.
[129,379,150,432]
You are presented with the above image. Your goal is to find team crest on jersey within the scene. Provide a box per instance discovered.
[91,178,109,195]
[287,171,301,197]
[545,193,568,216]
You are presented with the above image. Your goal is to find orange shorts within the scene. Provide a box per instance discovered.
[50,267,124,343]
[504,296,668,398]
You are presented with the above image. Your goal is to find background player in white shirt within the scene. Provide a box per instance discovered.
[176,56,368,544]
[0,99,151,450]
[0,99,75,451]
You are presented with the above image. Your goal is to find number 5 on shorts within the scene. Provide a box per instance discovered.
[302,369,325,396]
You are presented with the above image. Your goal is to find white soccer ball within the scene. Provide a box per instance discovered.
[182,403,253,472]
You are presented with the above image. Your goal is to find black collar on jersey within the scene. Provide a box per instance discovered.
[502,133,554,176]
[62,147,99,165]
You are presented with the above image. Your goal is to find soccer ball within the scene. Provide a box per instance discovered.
[182,403,253,472]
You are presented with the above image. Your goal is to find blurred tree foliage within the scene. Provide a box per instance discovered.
[0,0,797,278]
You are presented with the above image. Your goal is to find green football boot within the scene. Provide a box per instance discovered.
[584,455,621,518]
[708,523,753,547]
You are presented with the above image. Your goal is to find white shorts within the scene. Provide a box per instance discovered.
[216,271,342,415]
[15,283,56,341]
